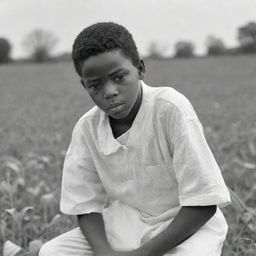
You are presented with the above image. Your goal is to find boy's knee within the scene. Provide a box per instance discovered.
[39,240,57,256]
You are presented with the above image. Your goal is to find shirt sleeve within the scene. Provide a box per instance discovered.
[168,99,231,208]
[60,122,108,215]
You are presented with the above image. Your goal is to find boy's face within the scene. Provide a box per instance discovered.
[80,49,144,120]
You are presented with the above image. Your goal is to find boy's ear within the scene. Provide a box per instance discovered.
[138,60,145,80]
[80,79,86,89]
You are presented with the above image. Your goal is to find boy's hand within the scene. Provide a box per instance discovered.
[95,248,148,256]
[78,213,148,256]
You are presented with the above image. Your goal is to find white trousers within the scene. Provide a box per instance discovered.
[39,221,227,256]
[39,202,228,256]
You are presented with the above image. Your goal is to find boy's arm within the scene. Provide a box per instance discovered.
[136,205,217,256]
[78,213,137,256]
[78,206,216,256]
[78,212,114,255]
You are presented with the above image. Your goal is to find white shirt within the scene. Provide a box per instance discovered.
[60,81,231,251]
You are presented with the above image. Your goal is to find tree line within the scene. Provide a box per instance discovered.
[147,21,256,59]
[0,21,256,64]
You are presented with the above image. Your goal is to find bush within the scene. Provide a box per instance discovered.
[174,41,195,58]
[206,36,226,56]
[0,38,11,63]
[238,21,256,54]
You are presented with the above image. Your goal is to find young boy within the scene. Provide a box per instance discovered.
[39,22,231,256]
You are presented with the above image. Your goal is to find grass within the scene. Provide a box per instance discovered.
[0,55,256,255]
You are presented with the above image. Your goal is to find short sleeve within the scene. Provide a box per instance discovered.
[169,102,231,208]
[60,122,107,215]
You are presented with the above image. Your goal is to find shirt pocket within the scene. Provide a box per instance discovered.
[138,163,175,198]
[136,163,179,215]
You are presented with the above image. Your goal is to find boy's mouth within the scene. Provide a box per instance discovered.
[107,103,125,114]
[107,103,124,110]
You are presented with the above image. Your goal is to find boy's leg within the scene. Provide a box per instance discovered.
[39,227,93,256]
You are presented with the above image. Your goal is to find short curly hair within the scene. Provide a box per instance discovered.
[72,22,141,77]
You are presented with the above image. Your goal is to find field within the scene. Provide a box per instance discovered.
[0,55,256,255]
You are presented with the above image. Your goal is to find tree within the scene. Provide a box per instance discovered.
[238,21,256,53]
[22,29,58,62]
[205,35,226,56]
[146,42,165,59]
[0,38,11,63]
[174,41,194,58]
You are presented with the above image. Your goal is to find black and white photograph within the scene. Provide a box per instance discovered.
[0,1,256,255]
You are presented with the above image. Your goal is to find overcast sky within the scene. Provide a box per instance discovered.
[0,0,256,58]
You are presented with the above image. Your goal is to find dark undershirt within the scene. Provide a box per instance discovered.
[110,122,131,139]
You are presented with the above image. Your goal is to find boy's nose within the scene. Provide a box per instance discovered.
[103,82,118,99]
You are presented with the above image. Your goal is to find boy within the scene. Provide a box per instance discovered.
[39,22,231,256]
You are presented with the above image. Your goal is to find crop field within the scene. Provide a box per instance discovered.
[0,55,256,255]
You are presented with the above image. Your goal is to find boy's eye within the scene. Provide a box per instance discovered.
[90,84,99,88]
[86,81,101,90]
[113,74,126,82]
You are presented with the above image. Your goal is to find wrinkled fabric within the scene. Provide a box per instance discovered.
[59,81,231,255]
[40,203,228,256]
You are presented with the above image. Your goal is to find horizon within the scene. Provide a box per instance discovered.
[1,0,256,58]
